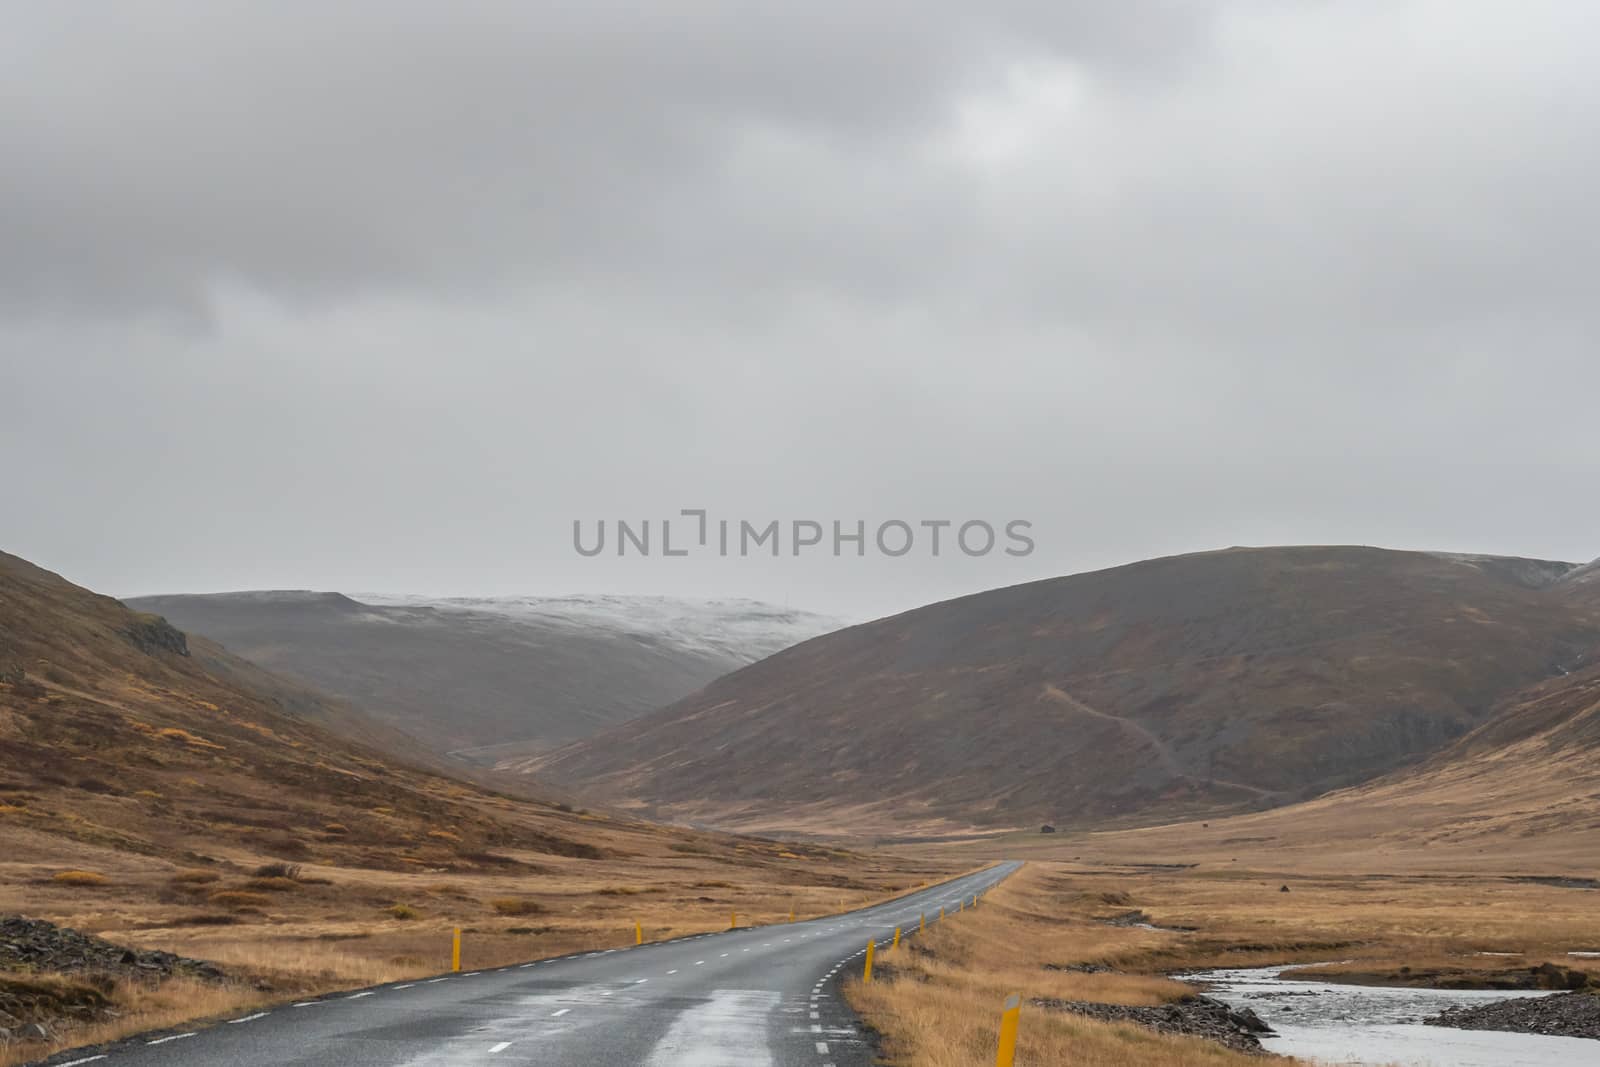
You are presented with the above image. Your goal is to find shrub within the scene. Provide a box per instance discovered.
[387,903,418,920]
[244,877,300,892]
[322,823,349,835]
[489,897,545,916]
[207,890,270,909]
[598,886,644,896]
[251,862,302,880]
[52,870,109,886]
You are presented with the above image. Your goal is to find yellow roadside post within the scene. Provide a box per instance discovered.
[959,900,964,913]
[920,912,926,932]
[995,993,1021,1067]
[635,921,643,946]
[939,906,945,920]
[892,926,901,948]
[863,939,875,982]
[789,907,796,923]
[730,910,737,929]
[451,927,461,972]
[973,894,979,908]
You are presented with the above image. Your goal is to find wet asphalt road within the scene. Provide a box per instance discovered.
[37,862,1020,1067]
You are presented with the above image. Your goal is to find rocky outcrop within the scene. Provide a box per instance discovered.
[0,915,222,981]
[1428,989,1600,1040]
[1033,994,1274,1053]
[121,613,189,657]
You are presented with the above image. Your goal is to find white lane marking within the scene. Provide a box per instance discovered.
[635,978,649,984]
[719,952,729,957]
[812,1024,823,1032]
[489,1041,512,1053]
[425,977,449,984]
[810,1011,820,1019]
[520,962,538,969]
[346,991,376,999]
[695,960,705,965]
[816,1041,830,1053]
[228,1012,270,1023]
[667,969,678,974]
[394,983,416,989]
[463,971,482,977]
[147,1033,196,1045]
[292,1001,319,1007]
[57,1058,106,1066]
[552,1008,571,1017]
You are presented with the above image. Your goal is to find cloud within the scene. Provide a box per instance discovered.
[3,1,1598,615]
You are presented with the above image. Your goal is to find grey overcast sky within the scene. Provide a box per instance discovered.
[4,1,1598,619]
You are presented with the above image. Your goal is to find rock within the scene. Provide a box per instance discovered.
[1040,824,1057,834]
[20,1022,49,1041]
[1033,994,1274,1053]
[0,915,225,982]
[121,614,190,657]
[1428,990,1600,1039]
[1279,885,1290,893]
[1229,1006,1273,1033]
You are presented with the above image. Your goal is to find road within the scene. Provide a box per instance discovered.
[40,862,1021,1067]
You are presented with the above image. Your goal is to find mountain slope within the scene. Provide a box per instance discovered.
[0,550,943,1061]
[1075,651,1600,873]
[528,546,1600,833]
[125,591,842,760]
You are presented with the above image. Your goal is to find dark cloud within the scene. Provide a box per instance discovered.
[3,1,1598,616]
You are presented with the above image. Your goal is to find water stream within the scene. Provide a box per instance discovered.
[1184,964,1597,1066]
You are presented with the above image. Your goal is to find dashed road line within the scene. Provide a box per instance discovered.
[489,1041,512,1053]
[147,1033,195,1045]
[228,1012,270,1024]
[552,1008,571,1017]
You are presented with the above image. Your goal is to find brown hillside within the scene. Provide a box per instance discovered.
[1046,654,1600,875]
[528,546,1600,833]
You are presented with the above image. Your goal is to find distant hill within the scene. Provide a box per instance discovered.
[0,550,621,873]
[125,591,843,760]
[527,546,1600,833]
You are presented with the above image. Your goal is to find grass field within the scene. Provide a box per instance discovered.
[846,856,1599,1066]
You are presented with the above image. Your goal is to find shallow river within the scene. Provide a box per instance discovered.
[1184,964,1597,1066]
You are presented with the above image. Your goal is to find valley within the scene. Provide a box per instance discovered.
[6,545,1600,1066]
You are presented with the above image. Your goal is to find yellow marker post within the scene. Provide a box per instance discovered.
[635,921,643,946]
[863,939,875,982]
[995,993,1021,1067]
[939,906,945,920]
[959,900,964,913]
[892,926,901,948]
[920,912,926,932]
[789,907,795,923]
[451,927,461,972]
[973,894,979,908]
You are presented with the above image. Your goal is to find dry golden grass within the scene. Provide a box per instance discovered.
[50,870,108,886]
[488,896,544,916]
[0,979,271,1067]
[845,864,1289,1066]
